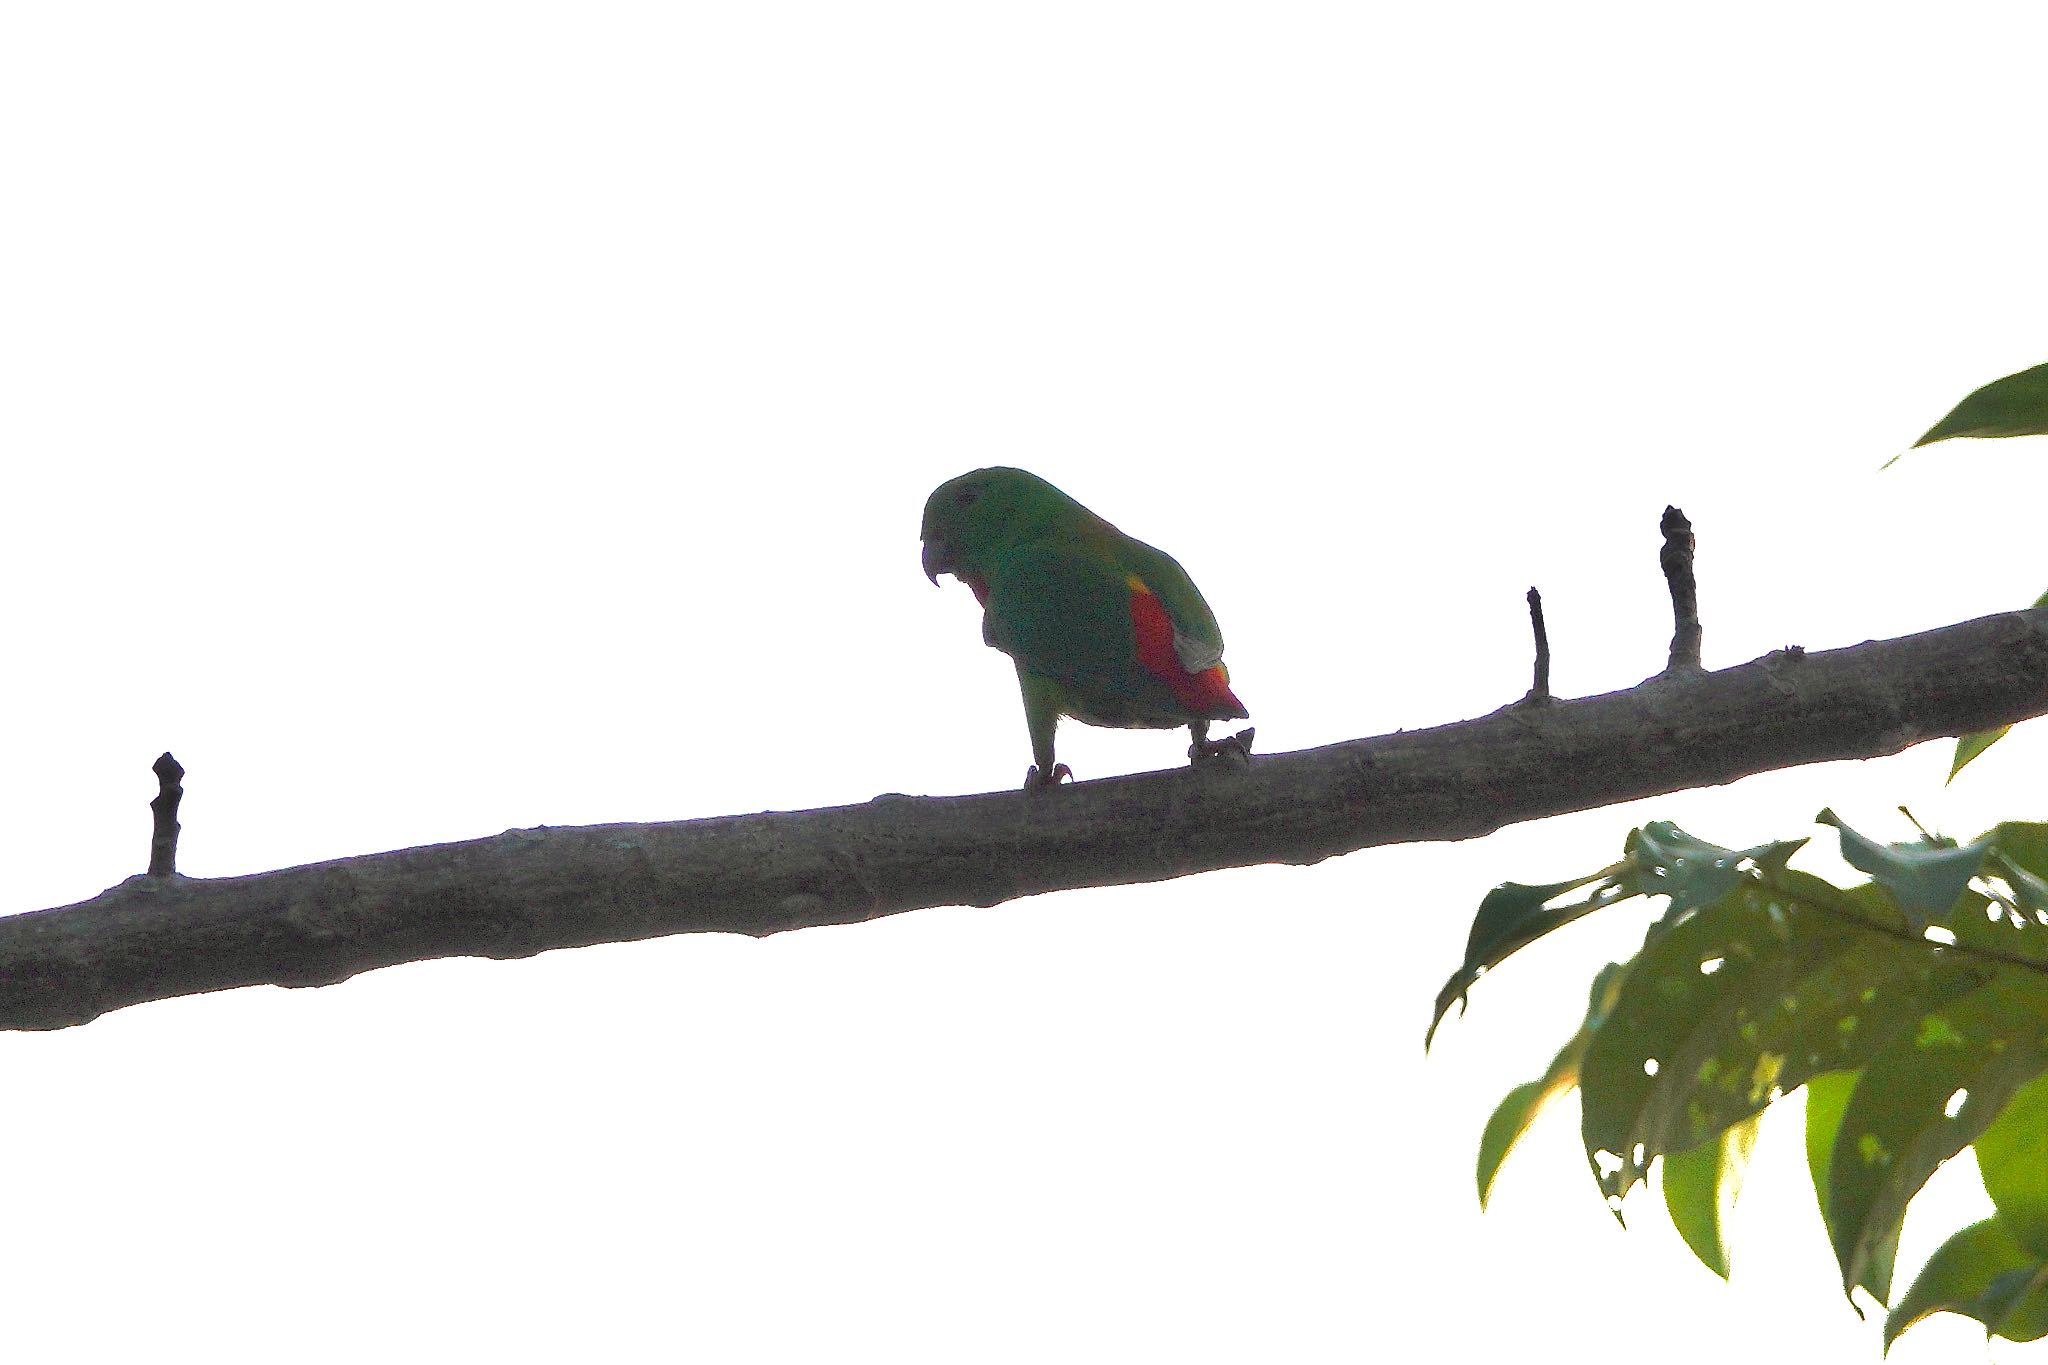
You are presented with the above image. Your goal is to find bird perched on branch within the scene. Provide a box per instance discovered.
[920,467,1252,789]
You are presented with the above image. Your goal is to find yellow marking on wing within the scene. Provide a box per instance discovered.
[1124,573,1152,595]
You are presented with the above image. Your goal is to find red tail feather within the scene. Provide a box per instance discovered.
[1128,584,1248,719]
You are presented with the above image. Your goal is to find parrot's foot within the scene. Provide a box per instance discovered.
[1189,726,1255,769]
[1024,763,1074,791]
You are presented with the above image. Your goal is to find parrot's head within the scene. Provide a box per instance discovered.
[920,467,1081,586]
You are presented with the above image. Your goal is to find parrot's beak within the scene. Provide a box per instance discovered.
[921,539,953,586]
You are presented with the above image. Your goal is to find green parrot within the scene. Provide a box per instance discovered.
[920,467,1251,789]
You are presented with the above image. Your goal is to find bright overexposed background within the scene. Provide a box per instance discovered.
[5,4,2047,1360]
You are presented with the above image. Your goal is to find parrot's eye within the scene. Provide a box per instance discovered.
[956,488,980,506]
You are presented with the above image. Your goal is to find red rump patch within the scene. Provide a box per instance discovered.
[1128,581,1246,717]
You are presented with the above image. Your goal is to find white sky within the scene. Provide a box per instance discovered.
[5,3,2048,1360]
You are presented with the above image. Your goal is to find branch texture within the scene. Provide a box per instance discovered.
[7,608,2048,1031]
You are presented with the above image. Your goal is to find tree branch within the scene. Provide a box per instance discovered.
[6,608,2048,1032]
[1660,505,1703,674]
[148,752,184,878]
[1521,587,1551,705]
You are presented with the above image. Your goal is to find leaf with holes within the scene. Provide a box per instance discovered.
[1431,826,1807,1049]
[1989,858,2048,929]
[1447,814,2048,1334]
[1941,889,2048,974]
[1826,976,2048,1297]
[1909,360,2048,448]
[1580,883,1826,1203]
[1477,963,1623,1207]
[1578,876,1981,1208]
[1662,1112,1761,1279]
[1704,879,1989,1099]
[1630,822,1806,918]
[1984,822,2048,932]
[1885,1218,2048,1348]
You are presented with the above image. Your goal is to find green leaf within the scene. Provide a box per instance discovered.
[1992,856,2048,920]
[1981,827,2048,923]
[1479,1081,1556,1210]
[1579,877,1982,1209]
[1977,1071,2048,1258]
[1885,1218,2048,1349]
[1429,825,1806,1049]
[1662,1113,1761,1279]
[1948,589,2048,781]
[1949,727,2012,782]
[1817,809,1990,924]
[1428,870,1617,1048]
[1630,822,1807,918]
[1827,977,2048,1298]
[1940,889,2048,974]
[1477,963,1623,1207]
[1445,812,2048,1329]
[1990,822,2048,869]
[1910,360,2048,448]
[1808,1071,1897,1304]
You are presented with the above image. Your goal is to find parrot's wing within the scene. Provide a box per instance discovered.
[983,541,1243,721]
[981,543,1150,699]
[1103,532,1247,720]
[1112,535,1228,670]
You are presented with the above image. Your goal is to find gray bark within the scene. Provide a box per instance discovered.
[6,607,2046,1031]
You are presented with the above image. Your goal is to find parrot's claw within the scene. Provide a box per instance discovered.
[1024,763,1073,791]
[1189,726,1255,769]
